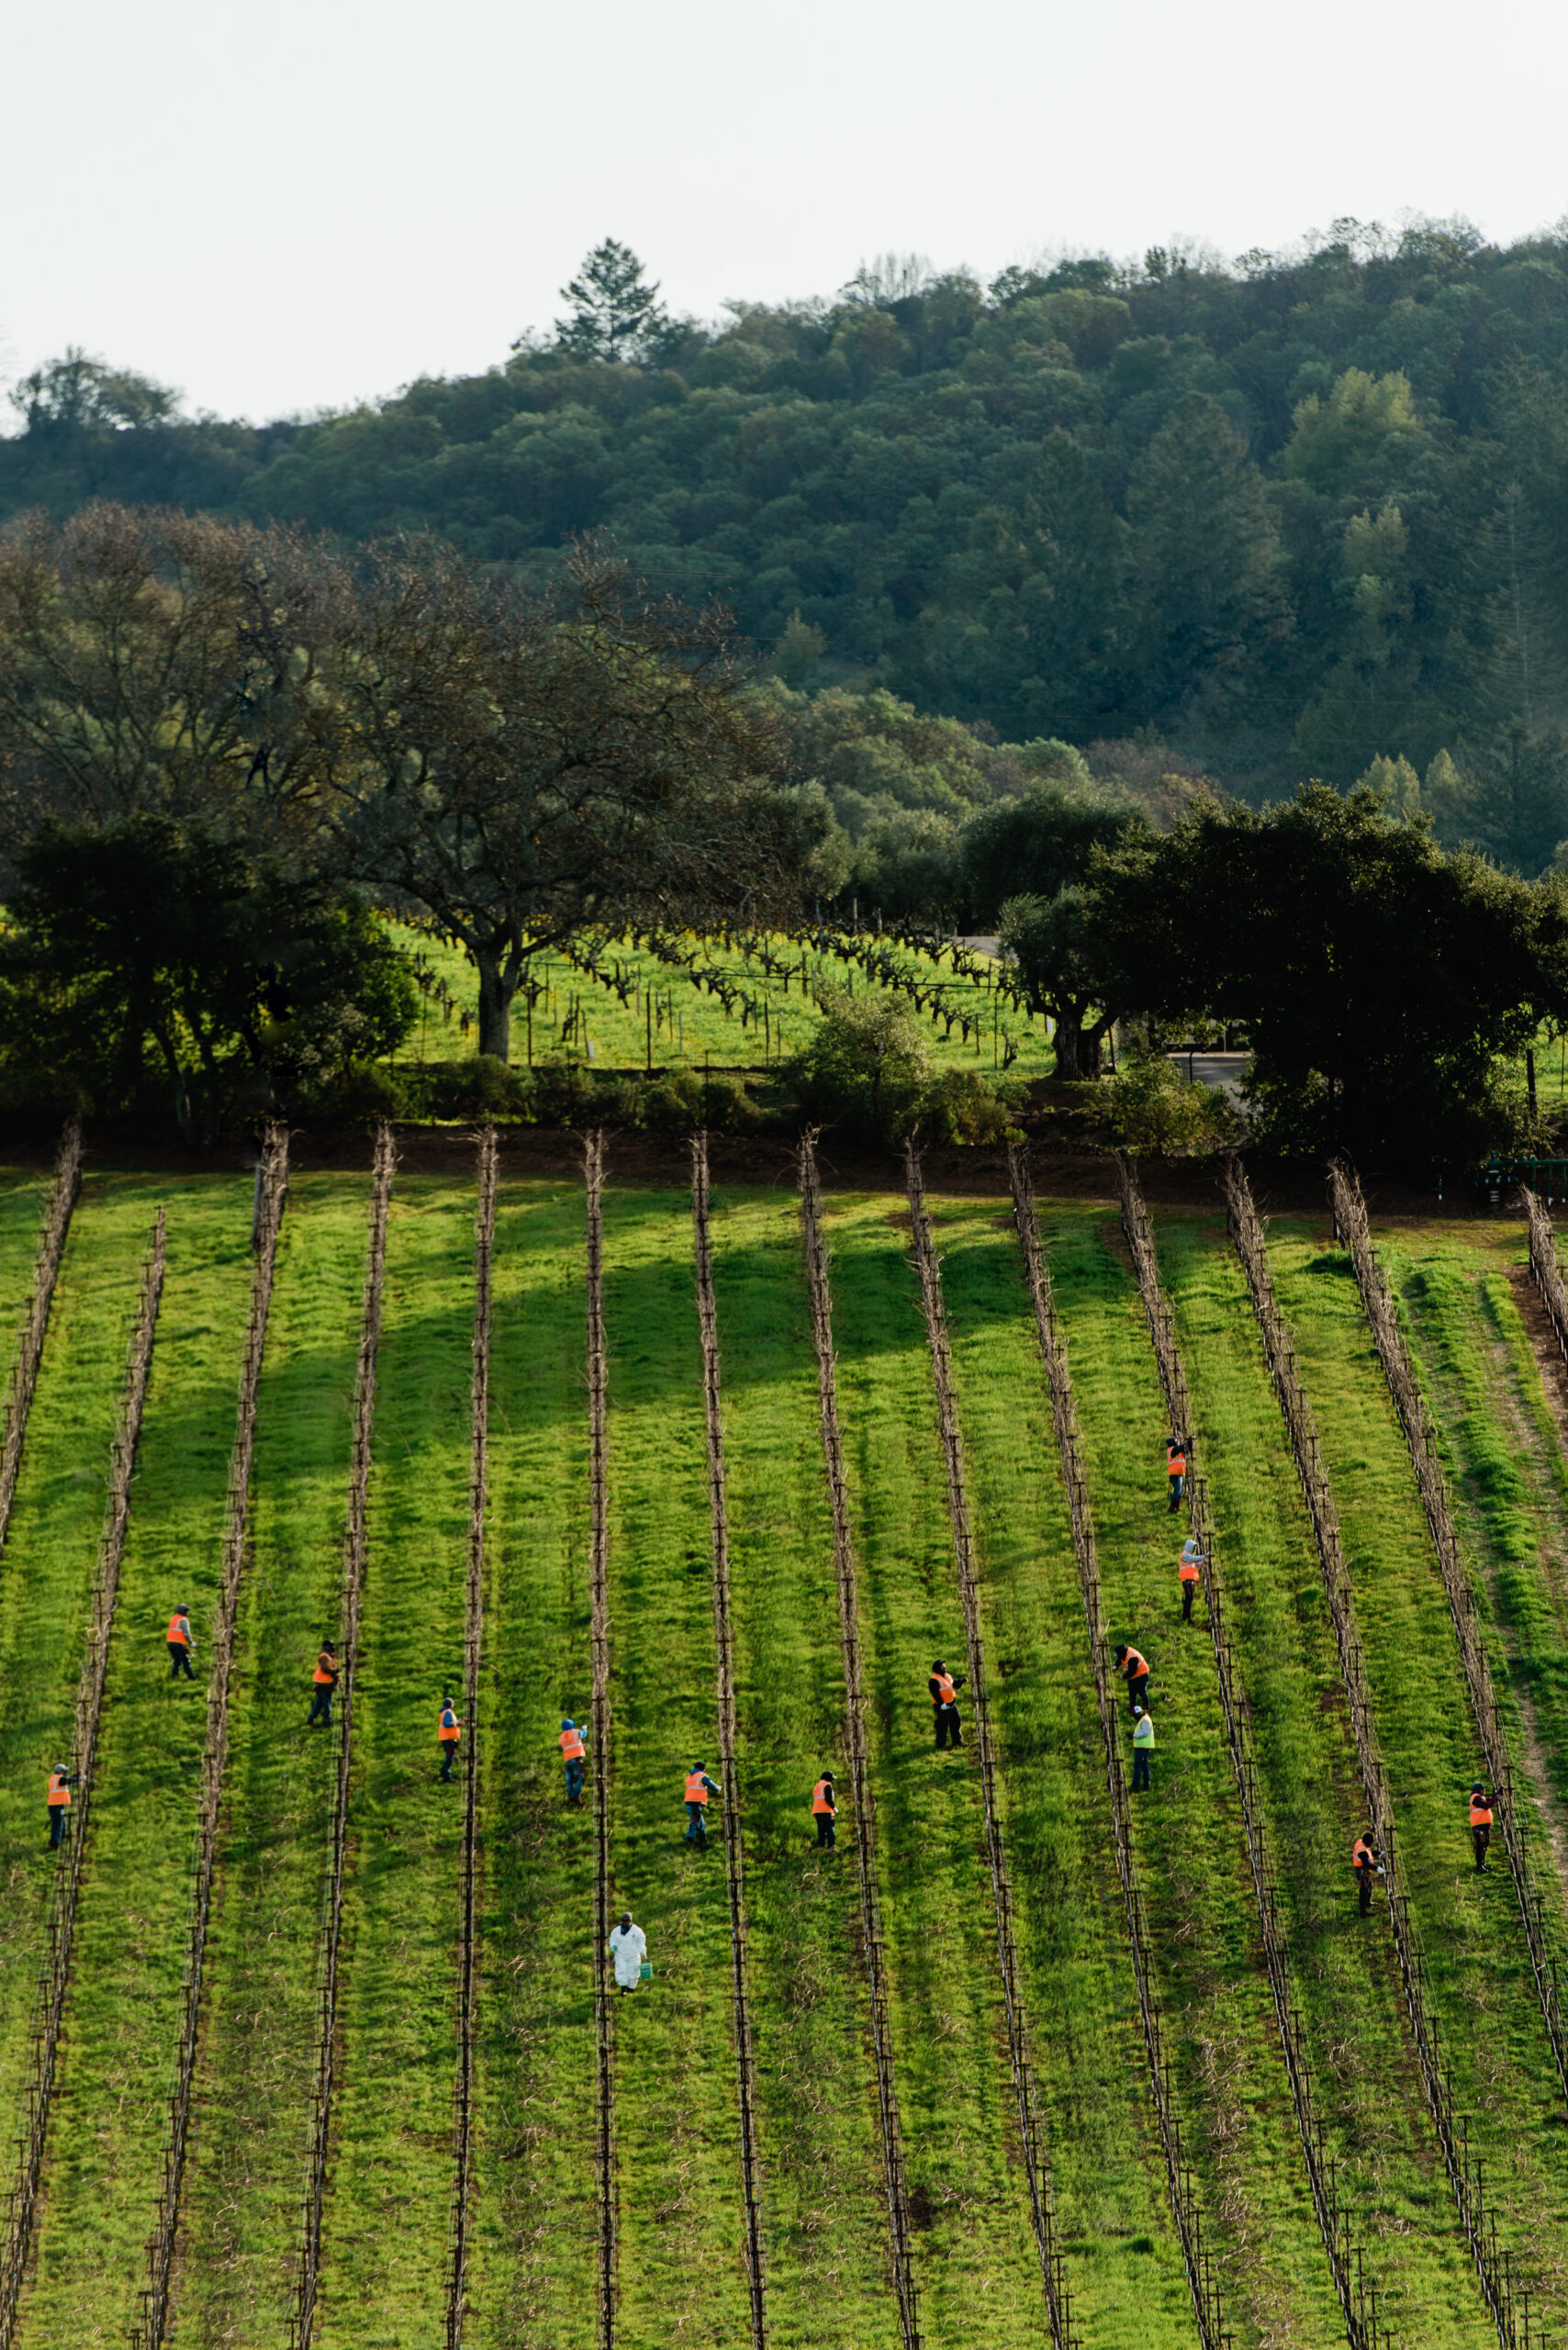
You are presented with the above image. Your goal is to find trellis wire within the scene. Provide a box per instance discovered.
[585,1132,618,2350]
[443,1127,498,2349]
[288,1124,396,2350]
[1333,1160,1568,2114]
[130,1127,289,2350]
[1115,1150,1389,2350]
[689,1134,768,2350]
[0,1119,83,1564]
[798,1136,923,2350]
[1225,1153,1545,2350]
[0,1207,166,2350]
[1006,1146,1232,2350]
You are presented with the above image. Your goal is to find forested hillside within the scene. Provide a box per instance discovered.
[7,220,1568,867]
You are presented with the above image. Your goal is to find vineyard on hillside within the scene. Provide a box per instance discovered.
[0,1138,1565,2350]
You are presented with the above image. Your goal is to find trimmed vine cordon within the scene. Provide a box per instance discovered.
[1225,1153,1545,2350]
[130,1128,290,2350]
[902,1145,1077,2348]
[1006,1146,1232,2350]
[689,1134,768,2349]
[1331,1159,1568,2113]
[797,1136,922,2350]
[0,1206,166,2350]
[289,1124,396,2350]
[0,1119,84,1563]
[1115,1151,1388,2349]
[585,1132,618,2350]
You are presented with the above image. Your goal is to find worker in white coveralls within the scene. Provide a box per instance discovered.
[608,1910,647,1995]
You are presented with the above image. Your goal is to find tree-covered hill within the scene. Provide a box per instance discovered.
[8,219,1568,867]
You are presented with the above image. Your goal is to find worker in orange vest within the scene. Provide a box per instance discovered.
[1178,1538,1204,1624]
[929,1658,965,1750]
[1166,1438,1187,1516]
[1114,1643,1149,1714]
[438,1700,462,1783]
[1469,1785,1494,1874]
[1351,1830,1382,1917]
[684,1763,721,1846]
[308,1640,338,1728]
[167,1605,196,1682]
[46,1765,73,1851]
[560,1718,587,1806]
[811,1772,837,1849]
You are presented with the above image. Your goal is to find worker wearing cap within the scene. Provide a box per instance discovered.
[1131,1705,1155,1792]
[811,1771,837,1849]
[1114,1643,1150,1714]
[684,1763,721,1846]
[1178,1538,1204,1624]
[438,1700,462,1783]
[560,1718,587,1806]
[308,1640,338,1728]
[167,1605,196,1682]
[1352,1830,1381,1917]
[1469,1785,1494,1874]
[929,1659,965,1751]
[46,1765,73,1851]
[1167,1438,1187,1516]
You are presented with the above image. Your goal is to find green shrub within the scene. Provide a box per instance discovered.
[1101,1048,1239,1155]
[787,983,930,1145]
[919,1068,1025,1146]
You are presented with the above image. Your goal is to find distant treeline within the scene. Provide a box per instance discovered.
[7,220,1568,871]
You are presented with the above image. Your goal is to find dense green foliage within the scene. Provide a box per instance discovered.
[14,226,1568,865]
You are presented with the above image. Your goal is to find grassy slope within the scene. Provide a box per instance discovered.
[22,1179,256,2344]
[596,1184,753,2349]
[710,1185,902,2350]
[171,1174,370,2346]
[1271,1219,1568,2312]
[1046,1205,1343,2350]
[934,1199,1200,2348]
[825,1193,1052,2347]
[0,1181,162,2132]
[314,1178,476,2349]
[1152,1211,1493,2346]
[0,1170,50,1333]
[465,1183,599,2349]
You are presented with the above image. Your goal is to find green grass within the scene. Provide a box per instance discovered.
[0,1169,52,1336]
[1271,1217,1568,2311]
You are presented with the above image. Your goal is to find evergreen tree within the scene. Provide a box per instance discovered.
[553,240,668,364]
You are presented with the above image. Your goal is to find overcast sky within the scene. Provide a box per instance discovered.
[6,0,1565,426]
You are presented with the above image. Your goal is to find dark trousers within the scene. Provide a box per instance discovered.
[1473,1824,1491,1873]
[566,1759,585,1803]
[935,1704,962,1750]
[1181,1579,1196,1622]
[1356,1865,1373,1915]
[169,1641,195,1680]
[440,1741,457,1781]
[1132,1748,1151,1791]
[308,1684,333,1727]
[1168,1474,1184,1515]
[1127,1673,1148,1714]
[48,1807,67,1850]
[685,1800,708,1842]
[815,1811,836,1848]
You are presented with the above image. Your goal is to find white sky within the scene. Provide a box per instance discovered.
[5,0,1566,426]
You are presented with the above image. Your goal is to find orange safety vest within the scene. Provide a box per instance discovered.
[812,1778,835,1814]
[167,1613,191,1646]
[1123,1650,1148,1680]
[1352,1837,1373,1870]
[932,1672,958,1707]
[312,1653,336,1685]
[1470,1798,1494,1828]
[560,1726,586,1762]
[684,1770,711,1806]
[1168,1453,1186,1479]
[438,1710,461,1744]
[1178,1557,1201,1583]
[46,1772,70,1808]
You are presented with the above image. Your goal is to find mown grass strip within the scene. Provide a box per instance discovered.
[0,1208,165,2348]
[690,1136,768,2348]
[1007,1150,1232,2350]
[129,1131,288,2350]
[797,1140,921,2350]
[446,1129,498,2350]
[290,1126,396,2350]
[585,1133,617,2349]
[903,1147,1076,2349]
[1333,1165,1568,2111]
[1118,1157,1392,2349]
[0,1123,82,1565]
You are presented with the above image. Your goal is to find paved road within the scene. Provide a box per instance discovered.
[1170,1050,1251,1101]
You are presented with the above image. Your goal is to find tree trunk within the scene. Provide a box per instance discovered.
[476,953,516,1061]
[1051,1008,1088,1080]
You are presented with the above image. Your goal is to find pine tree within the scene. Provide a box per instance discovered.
[554,240,667,364]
